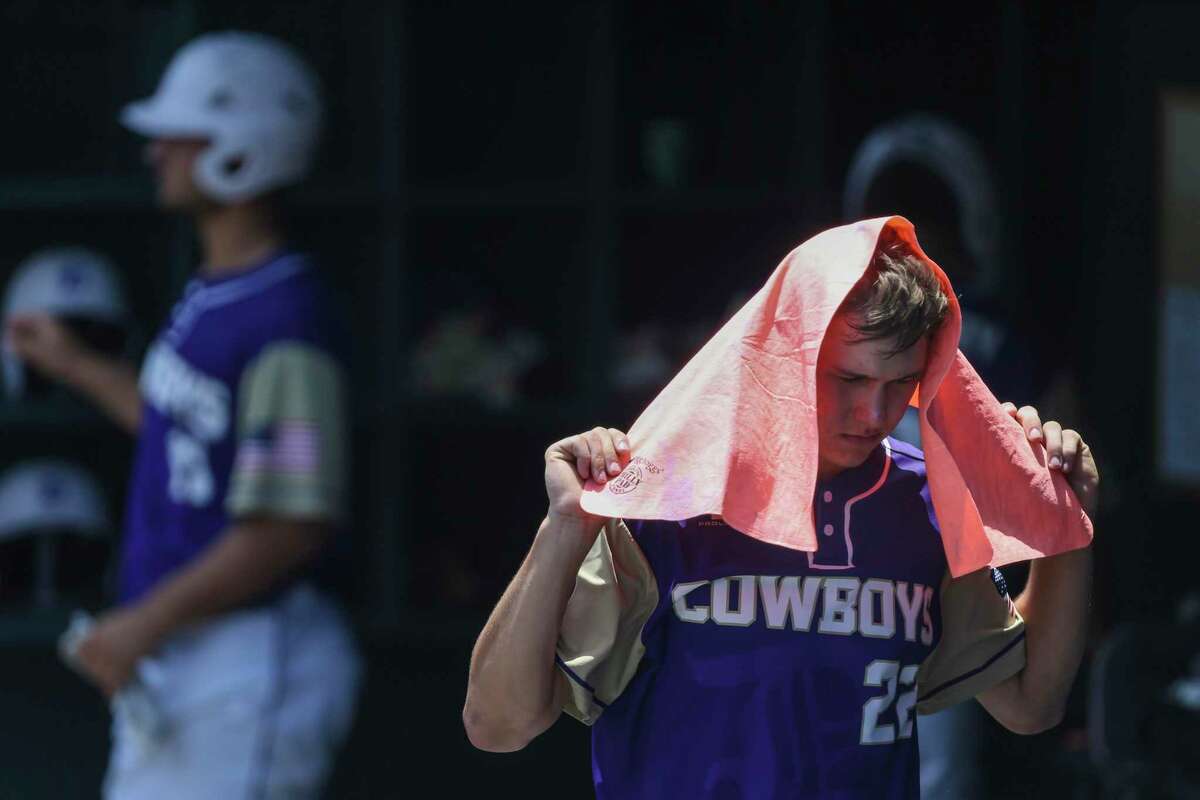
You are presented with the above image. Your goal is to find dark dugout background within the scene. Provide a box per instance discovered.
[0,1,1195,797]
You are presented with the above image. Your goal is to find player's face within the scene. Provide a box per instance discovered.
[815,311,928,478]
[145,137,210,211]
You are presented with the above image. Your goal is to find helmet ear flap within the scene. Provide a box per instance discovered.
[220,153,246,177]
[193,141,261,203]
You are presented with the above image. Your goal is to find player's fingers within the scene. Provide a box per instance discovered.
[94,663,118,698]
[568,435,593,480]
[75,641,107,690]
[4,327,27,355]
[609,429,631,460]
[5,316,33,343]
[549,434,591,480]
[585,429,609,483]
[76,632,98,661]
[7,317,54,357]
[9,312,50,334]
[1042,421,1064,469]
[1061,429,1081,473]
[608,430,631,473]
[1016,405,1043,442]
[594,427,620,476]
[1000,401,1017,417]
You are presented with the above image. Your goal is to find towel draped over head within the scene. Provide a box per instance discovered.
[580,216,1093,577]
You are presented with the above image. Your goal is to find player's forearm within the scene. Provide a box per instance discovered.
[1011,545,1093,728]
[65,350,141,434]
[464,514,599,751]
[132,518,329,644]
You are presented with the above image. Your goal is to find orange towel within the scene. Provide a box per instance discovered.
[581,216,1093,576]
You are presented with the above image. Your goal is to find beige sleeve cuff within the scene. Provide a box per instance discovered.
[916,567,1026,715]
[557,519,659,725]
[226,342,348,523]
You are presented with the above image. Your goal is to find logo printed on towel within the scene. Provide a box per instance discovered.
[608,456,663,495]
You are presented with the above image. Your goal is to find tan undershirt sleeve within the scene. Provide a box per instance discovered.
[916,567,1026,715]
[226,343,347,522]
[556,519,660,725]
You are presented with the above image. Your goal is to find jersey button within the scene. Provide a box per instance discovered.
[823,490,833,503]
[823,523,834,536]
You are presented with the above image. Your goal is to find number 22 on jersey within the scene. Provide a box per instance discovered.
[860,660,918,745]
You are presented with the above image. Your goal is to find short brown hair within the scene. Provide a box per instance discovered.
[839,241,950,357]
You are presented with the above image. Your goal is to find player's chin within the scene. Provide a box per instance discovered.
[841,432,882,446]
[157,179,198,210]
[156,185,184,209]
[836,434,883,461]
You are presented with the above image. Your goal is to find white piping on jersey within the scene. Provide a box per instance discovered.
[165,255,308,345]
[808,438,892,571]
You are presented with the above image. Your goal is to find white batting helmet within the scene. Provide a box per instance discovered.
[843,114,1003,299]
[2,247,129,399]
[0,460,110,608]
[0,460,109,541]
[120,31,323,203]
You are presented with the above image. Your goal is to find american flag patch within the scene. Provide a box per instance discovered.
[234,419,320,475]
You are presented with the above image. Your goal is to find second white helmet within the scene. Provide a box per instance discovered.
[0,460,111,609]
[120,31,323,203]
[0,460,109,541]
[843,114,1002,299]
[2,247,130,399]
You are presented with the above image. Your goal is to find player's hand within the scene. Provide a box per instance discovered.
[5,313,88,384]
[74,605,163,699]
[1002,402,1100,519]
[544,427,631,523]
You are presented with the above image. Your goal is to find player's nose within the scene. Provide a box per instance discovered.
[853,391,888,433]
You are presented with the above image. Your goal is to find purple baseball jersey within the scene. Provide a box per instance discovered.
[119,251,347,604]
[556,437,1026,799]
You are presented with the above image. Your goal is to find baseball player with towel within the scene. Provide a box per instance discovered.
[465,217,1097,798]
[6,32,361,799]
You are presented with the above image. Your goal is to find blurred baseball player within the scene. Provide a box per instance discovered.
[464,220,1097,798]
[6,32,360,799]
